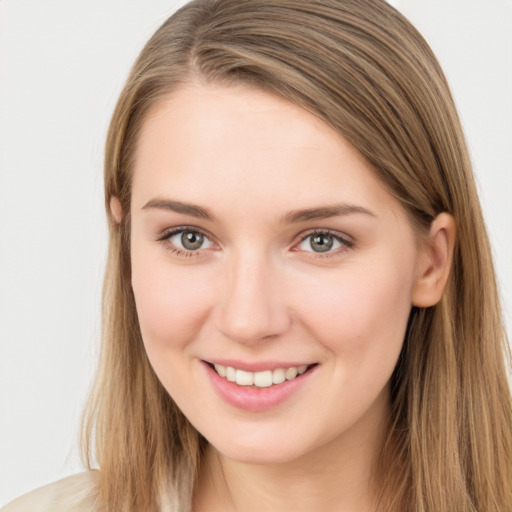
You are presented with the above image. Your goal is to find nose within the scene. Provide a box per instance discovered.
[215,250,291,344]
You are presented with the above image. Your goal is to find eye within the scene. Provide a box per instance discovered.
[296,230,351,254]
[160,228,214,254]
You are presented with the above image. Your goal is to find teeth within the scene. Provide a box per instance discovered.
[216,364,227,378]
[213,364,310,388]
[226,366,236,382]
[272,368,286,384]
[253,370,273,388]
[235,369,253,386]
[285,367,298,380]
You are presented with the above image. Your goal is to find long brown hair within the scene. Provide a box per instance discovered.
[82,1,512,510]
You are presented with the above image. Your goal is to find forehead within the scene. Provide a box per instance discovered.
[131,83,405,224]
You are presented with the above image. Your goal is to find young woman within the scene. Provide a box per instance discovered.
[5,0,511,511]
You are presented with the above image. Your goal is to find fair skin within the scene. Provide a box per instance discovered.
[113,83,455,512]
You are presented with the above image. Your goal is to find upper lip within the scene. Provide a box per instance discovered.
[203,359,316,372]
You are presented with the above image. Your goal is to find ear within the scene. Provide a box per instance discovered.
[110,196,123,224]
[412,213,457,308]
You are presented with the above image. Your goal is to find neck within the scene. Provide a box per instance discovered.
[193,390,390,512]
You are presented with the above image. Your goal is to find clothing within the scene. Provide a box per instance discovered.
[2,472,98,512]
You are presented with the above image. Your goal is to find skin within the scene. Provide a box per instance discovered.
[120,83,455,512]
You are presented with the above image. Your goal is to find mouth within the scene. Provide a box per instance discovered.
[202,360,319,411]
[206,362,317,388]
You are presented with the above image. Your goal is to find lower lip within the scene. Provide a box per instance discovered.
[201,362,316,412]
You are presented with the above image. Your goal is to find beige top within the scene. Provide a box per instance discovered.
[2,472,99,512]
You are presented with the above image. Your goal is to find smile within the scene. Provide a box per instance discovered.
[213,364,310,388]
[203,360,318,411]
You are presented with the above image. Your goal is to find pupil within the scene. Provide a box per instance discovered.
[181,232,203,250]
[311,234,333,253]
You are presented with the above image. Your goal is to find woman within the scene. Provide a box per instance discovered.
[4,0,511,511]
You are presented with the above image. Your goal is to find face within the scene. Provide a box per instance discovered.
[129,84,424,465]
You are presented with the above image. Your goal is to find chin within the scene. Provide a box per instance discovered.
[218,446,299,466]
[207,430,312,466]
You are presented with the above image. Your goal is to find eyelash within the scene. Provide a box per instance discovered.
[157,227,354,258]
[157,227,214,258]
[294,229,354,258]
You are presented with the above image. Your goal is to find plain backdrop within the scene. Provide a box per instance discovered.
[1,0,511,506]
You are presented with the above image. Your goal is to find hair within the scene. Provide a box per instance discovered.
[81,1,512,510]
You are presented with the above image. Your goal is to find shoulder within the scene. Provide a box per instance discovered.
[2,471,99,512]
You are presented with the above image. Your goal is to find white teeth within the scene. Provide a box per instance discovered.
[212,364,310,387]
[285,367,298,380]
[272,368,286,384]
[253,370,273,388]
[226,366,236,382]
[235,369,253,386]
[214,364,226,377]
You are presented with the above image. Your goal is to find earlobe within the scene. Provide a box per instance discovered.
[110,196,123,224]
[412,213,457,308]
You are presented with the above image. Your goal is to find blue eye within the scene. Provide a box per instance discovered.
[166,229,213,252]
[297,232,347,253]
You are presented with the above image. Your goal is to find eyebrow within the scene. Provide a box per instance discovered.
[280,204,376,224]
[142,199,215,220]
[142,198,376,223]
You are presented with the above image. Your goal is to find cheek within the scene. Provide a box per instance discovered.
[293,258,414,361]
[131,254,214,351]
